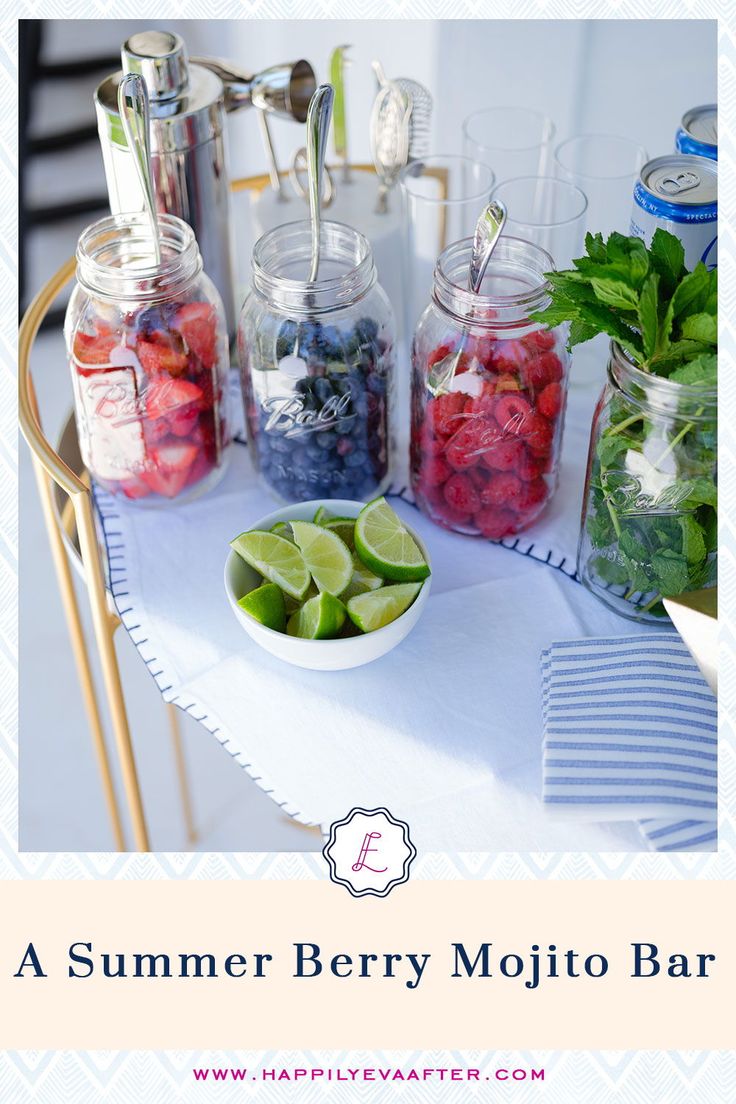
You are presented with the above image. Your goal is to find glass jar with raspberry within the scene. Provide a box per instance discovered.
[238,221,395,504]
[410,236,569,538]
[65,212,230,502]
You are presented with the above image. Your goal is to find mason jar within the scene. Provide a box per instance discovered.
[238,220,395,503]
[65,212,230,502]
[579,341,717,621]
[410,236,569,538]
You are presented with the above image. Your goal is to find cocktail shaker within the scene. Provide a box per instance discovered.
[95,30,316,334]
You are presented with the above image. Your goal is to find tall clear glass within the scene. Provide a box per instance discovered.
[491,176,588,270]
[400,155,495,339]
[554,134,648,239]
[463,107,556,184]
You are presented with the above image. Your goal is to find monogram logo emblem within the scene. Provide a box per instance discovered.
[323,808,415,898]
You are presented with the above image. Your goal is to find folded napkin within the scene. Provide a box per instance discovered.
[541,634,717,851]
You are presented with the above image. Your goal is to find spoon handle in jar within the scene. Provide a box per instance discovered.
[117,73,161,267]
[306,84,335,284]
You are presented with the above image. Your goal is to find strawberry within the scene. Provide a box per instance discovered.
[137,339,188,379]
[524,412,555,457]
[493,393,533,434]
[522,328,556,354]
[538,381,563,420]
[481,472,523,508]
[119,476,151,500]
[72,331,118,365]
[143,442,197,498]
[428,341,455,368]
[184,451,214,489]
[145,378,203,421]
[474,506,517,540]
[174,302,218,368]
[479,437,524,472]
[523,351,564,392]
[169,407,200,437]
[444,472,481,515]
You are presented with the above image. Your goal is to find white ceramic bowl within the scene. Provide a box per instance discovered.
[224,498,432,671]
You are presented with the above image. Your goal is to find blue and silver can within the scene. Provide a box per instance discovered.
[630,154,717,270]
[675,104,717,160]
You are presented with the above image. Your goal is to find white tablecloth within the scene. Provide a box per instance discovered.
[94,345,655,850]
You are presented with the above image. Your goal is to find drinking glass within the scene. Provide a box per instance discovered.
[463,107,556,184]
[400,154,495,338]
[554,134,648,240]
[491,176,588,270]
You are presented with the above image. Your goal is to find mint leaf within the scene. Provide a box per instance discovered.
[680,312,717,345]
[669,353,717,388]
[591,277,640,311]
[596,432,638,469]
[671,264,710,321]
[680,475,717,509]
[649,339,714,374]
[680,515,706,565]
[649,229,685,295]
[651,549,690,597]
[591,555,629,586]
[571,302,643,362]
[585,232,607,263]
[637,272,659,360]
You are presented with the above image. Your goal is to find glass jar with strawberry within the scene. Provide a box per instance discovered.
[238,221,395,504]
[410,237,569,538]
[65,212,230,502]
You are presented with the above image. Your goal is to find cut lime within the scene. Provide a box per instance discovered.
[341,553,384,602]
[313,505,333,525]
[238,583,286,632]
[230,530,310,601]
[323,517,356,549]
[290,520,353,596]
[270,520,294,542]
[283,582,318,615]
[354,497,430,582]
[287,591,346,639]
[347,582,423,633]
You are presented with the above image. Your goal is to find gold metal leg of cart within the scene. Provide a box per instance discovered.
[167,703,198,845]
[29,452,127,851]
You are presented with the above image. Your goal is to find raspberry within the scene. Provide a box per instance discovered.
[466,334,496,369]
[428,342,455,368]
[524,413,554,457]
[475,506,517,539]
[522,328,556,353]
[445,418,499,470]
[493,393,533,434]
[444,472,481,515]
[421,454,452,487]
[427,392,466,437]
[481,472,523,508]
[516,448,545,482]
[491,338,528,374]
[468,466,489,490]
[517,476,549,513]
[537,381,563,420]
[523,351,564,392]
[465,392,496,417]
[480,437,524,472]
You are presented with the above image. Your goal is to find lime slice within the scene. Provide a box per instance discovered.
[290,521,353,596]
[347,582,423,633]
[341,553,384,602]
[354,498,430,582]
[283,582,318,615]
[238,583,286,632]
[270,520,294,542]
[313,505,334,525]
[323,517,356,549]
[230,530,310,601]
[287,591,346,639]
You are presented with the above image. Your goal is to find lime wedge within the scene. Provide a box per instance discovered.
[323,517,356,549]
[341,553,384,601]
[290,521,353,596]
[238,583,286,632]
[313,505,333,525]
[347,582,423,633]
[283,582,318,615]
[287,591,346,639]
[270,520,294,542]
[354,498,430,582]
[230,530,310,600]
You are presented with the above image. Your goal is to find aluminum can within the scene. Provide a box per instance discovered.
[675,104,717,160]
[630,154,717,270]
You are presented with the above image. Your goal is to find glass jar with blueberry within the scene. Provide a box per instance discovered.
[65,212,230,503]
[411,237,570,538]
[238,221,395,503]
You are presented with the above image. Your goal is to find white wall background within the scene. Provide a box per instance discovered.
[21,18,716,852]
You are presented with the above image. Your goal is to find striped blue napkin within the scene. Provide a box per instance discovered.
[541,634,717,852]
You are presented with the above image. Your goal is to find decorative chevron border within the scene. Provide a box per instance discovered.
[3,3,734,1098]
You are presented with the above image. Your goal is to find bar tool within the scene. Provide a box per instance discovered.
[370,61,411,214]
[116,73,161,265]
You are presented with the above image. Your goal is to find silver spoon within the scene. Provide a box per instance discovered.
[306,83,335,283]
[428,200,507,395]
[117,73,161,267]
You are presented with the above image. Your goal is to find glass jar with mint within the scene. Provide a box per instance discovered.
[533,228,717,621]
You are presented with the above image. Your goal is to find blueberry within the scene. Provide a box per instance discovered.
[269,435,291,453]
[336,416,355,434]
[314,377,334,405]
[355,317,379,344]
[367,374,386,395]
[344,448,367,469]
[315,431,336,450]
[305,442,323,462]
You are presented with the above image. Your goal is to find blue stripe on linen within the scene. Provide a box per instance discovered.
[541,634,717,852]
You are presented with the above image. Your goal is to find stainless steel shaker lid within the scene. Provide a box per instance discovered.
[95,31,225,152]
